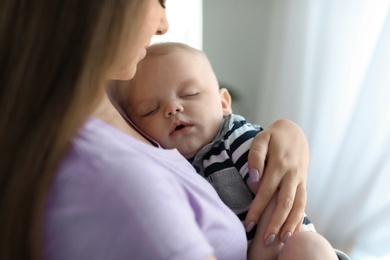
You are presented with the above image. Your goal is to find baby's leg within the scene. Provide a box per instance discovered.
[278,231,338,260]
[247,192,283,260]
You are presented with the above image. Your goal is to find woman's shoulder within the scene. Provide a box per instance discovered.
[42,119,212,259]
[78,117,185,160]
[41,118,247,260]
[54,117,193,201]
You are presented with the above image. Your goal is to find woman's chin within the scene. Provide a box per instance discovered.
[109,66,137,81]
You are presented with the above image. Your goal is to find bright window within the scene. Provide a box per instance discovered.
[151,0,203,50]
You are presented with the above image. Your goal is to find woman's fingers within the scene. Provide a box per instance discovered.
[247,130,269,181]
[260,165,296,243]
[246,119,309,245]
[275,181,307,242]
[245,156,282,230]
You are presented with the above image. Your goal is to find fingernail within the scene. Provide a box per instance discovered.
[282,231,292,243]
[245,221,255,233]
[265,234,276,246]
[249,168,260,182]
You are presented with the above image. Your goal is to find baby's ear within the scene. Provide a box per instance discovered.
[219,88,232,116]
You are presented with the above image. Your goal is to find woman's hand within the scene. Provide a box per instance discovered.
[245,119,309,245]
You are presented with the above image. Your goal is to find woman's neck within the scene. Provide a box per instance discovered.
[93,94,152,145]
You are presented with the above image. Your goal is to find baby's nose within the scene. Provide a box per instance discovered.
[164,103,184,117]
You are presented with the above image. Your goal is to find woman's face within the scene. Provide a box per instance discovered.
[109,0,169,80]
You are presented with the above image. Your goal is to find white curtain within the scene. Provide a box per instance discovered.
[255,1,390,259]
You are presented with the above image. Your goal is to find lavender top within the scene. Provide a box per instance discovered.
[41,117,247,260]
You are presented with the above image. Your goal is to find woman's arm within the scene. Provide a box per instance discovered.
[245,119,309,245]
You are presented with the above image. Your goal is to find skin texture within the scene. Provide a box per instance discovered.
[123,48,231,159]
[278,231,338,260]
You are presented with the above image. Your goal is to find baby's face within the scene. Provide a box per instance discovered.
[125,50,229,159]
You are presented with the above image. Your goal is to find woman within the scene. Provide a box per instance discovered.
[0,0,308,259]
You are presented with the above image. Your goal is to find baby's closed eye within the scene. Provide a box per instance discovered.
[181,92,199,98]
[141,106,159,117]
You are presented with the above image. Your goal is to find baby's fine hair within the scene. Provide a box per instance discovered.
[146,42,207,60]
[115,42,211,101]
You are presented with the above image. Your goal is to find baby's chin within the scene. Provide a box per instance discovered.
[176,145,202,160]
[176,141,212,160]
[181,150,198,160]
[163,142,204,160]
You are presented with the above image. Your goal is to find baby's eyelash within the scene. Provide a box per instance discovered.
[142,107,159,117]
[182,92,199,97]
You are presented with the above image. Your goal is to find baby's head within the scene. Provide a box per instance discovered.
[118,42,232,159]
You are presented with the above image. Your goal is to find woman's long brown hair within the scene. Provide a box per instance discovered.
[0,1,141,259]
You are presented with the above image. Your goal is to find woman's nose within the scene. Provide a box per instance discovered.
[164,102,184,117]
[156,9,169,35]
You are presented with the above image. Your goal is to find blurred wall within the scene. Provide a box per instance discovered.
[203,1,268,124]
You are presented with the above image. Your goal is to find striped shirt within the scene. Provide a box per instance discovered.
[190,114,315,242]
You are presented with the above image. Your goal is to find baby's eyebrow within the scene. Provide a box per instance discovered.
[131,95,154,107]
[135,99,158,113]
[179,78,197,89]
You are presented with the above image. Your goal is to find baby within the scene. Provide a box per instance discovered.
[116,42,348,260]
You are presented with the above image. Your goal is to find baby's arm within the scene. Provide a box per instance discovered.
[247,190,338,260]
[247,192,284,260]
[278,231,338,260]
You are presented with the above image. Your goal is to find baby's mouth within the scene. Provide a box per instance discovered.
[170,122,193,136]
[175,125,185,131]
